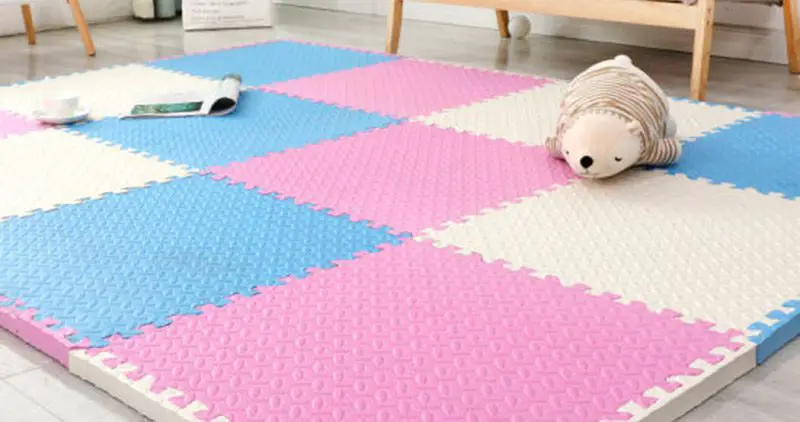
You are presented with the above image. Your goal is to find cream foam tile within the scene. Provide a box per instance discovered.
[668,99,761,141]
[422,170,800,332]
[0,64,218,120]
[0,129,194,220]
[414,82,760,147]
[413,82,567,146]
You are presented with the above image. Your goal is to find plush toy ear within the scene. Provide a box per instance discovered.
[626,120,643,137]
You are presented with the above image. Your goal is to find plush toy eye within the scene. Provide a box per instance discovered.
[565,150,570,156]
[614,156,623,162]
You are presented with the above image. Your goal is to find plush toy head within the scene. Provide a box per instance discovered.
[559,113,643,179]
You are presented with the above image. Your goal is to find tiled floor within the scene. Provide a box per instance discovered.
[0,4,798,422]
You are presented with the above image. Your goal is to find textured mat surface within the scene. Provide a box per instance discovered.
[209,121,574,234]
[264,59,549,118]
[147,40,399,87]
[0,39,797,422]
[72,241,744,422]
[0,176,402,350]
[71,90,402,169]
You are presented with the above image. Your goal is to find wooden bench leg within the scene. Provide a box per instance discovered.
[690,0,715,101]
[386,0,404,54]
[67,0,96,57]
[784,0,800,73]
[496,10,510,38]
[20,4,36,45]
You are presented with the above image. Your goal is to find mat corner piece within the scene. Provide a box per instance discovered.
[615,341,757,422]
[748,299,800,364]
[68,349,226,422]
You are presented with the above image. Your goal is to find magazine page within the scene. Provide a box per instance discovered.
[204,74,242,116]
[121,73,242,119]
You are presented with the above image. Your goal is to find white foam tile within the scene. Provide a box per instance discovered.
[0,129,194,220]
[668,99,761,141]
[413,82,567,146]
[422,170,800,333]
[0,380,61,422]
[0,64,218,120]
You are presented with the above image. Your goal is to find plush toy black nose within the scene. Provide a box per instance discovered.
[580,155,594,169]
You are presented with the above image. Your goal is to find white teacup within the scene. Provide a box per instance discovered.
[42,93,80,118]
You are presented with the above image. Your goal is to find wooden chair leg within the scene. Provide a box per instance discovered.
[66,0,96,56]
[20,4,36,45]
[783,0,800,73]
[690,0,715,101]
[386,0,404,54]
[496,10,510,38]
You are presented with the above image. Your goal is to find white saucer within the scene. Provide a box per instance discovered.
[33,107,90,125]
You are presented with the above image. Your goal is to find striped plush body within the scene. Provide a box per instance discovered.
[546,55,682,179]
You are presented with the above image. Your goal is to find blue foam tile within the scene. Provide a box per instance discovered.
[0,176,405,346]
[665,114,800,199]
[748,300,800,364]
[147,40,399,86]
[69,90,402,169]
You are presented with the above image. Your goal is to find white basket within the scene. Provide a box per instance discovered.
[182,0,273,31]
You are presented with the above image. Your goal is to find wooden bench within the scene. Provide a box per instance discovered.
[385,0,800,100]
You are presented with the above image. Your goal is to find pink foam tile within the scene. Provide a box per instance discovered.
[0,110,43,139]
[0,297,89,366]
[95,240,743,422]
[262,58,551,118]
[208,122,574,234]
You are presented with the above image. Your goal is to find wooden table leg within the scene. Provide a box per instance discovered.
[496,10,510,38]
[67,0,96,57]
[20,4,36,45]
[386,0,404,54]
[690,0,715,101]
[784,0,800,73]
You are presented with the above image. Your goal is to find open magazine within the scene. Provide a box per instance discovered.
[121,73,242,118]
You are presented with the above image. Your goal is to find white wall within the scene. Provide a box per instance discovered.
[0,0,132,37]
[281,0,792,65]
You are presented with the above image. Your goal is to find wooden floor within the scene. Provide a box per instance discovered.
[0,5,797,422]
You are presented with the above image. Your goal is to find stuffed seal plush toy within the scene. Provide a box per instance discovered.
[545,54,682,179]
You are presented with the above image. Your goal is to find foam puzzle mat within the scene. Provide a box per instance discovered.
[1,39,797,421]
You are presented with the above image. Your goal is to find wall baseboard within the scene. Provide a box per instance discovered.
[281,0,790,65]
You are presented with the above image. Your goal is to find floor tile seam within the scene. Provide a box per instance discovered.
[0,362,40,381]
[1,377,69,422]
